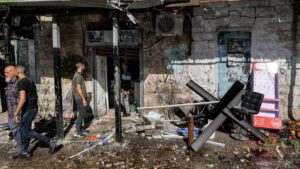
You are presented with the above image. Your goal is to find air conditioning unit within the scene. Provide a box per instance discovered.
[156,13,183,36]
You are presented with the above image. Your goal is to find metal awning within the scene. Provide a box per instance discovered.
[0,0,162,9]
[0,0,249,9]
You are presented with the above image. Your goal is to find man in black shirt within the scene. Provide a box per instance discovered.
[13,65,57,158]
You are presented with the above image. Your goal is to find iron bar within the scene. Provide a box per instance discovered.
[137,101,219,110]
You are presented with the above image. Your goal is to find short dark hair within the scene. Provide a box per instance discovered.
[16,65,26,73]
[76,62,84,69]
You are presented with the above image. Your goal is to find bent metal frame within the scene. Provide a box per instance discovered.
[186,80,267,151]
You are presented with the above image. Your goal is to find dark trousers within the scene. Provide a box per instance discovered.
[20,108,50,153]
[75,99,86,134]
[8,112,21,147]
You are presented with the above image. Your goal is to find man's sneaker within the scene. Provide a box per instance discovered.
[48,139,58,154]
[82,130,90,135]
[73,133,86,138]
[8,132,13,140]
[13,152,31,159]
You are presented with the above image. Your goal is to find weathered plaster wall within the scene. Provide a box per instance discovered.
[139,12,195,116]
[143,0,300,121]
[191,0,299,121]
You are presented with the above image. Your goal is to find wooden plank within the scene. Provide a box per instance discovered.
[188,117,194,145]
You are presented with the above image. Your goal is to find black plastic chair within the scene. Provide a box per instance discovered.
[232,91,264,117]
[231,91,264,140]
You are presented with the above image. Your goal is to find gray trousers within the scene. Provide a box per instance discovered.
[8,112,21,147]
[75,99,86,134]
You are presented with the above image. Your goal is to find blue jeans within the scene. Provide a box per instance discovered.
[20,109,50,153]
[8,112,21,147]
[75,99,86,134]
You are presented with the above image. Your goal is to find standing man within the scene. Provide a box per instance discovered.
[4,65,21,153]
[121,62,131,116]
[14,65,57,158]
[72,62,89,137]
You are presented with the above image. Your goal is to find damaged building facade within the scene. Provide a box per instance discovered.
[0,0,299,123]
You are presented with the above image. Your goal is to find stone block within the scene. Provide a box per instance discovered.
[270,0,286,5]
[256,7,276,17]
[239,16,255,27]
[215,8,229,18]
[193,7,204,16]
[297,43,300,51]
[215,17,230,28]
[202,33,217,40]
[205,2,229,9]
[241,7,256,17]
[250,0,269,7]
[275,22,292,31]
[208,40,218,49]
[191,41,204,59]
[192,32,202,41]
[193,7,216,18]
[252,18,273,30]
[227,1,251,8]
[192,16,205,33]
[275,5,293,23]
[203,48,218,58]
[229,11,241,27]
[203,19,217,32]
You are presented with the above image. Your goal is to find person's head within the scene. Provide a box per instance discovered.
[121,62,128,71]
[4,65,17,82]
[76,62,85,73]
[16,65,26,78]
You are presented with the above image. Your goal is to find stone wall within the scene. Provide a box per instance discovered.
[139,12,194,116]
[142,0,300,121]
[33,0,300,121]
[190,0,299,121]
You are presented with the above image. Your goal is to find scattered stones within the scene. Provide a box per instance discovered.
[0,166,9,169]
[185,157,190,162]
[206,164,214,168]
[105,163,112,168]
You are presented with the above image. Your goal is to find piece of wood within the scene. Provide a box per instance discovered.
[188,116,194,146]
